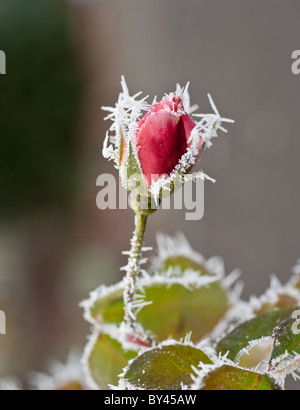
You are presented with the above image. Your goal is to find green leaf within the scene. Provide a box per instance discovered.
[118,130,126,167]
[271,312,300,365]
[90,287,124,325]
[86,332,137,389]
[237,338,274,370]
[217,308,295,361]
[199,365,281,391]
[89,279,229,343]
[122,343,212,390]
[158,255,212,276]
[255,295,299,316]
[137,282,228,342]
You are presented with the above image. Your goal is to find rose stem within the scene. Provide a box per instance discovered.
[123,193,159,344]
[123,209,148,337]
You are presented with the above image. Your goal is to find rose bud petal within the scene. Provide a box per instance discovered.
[121,95,203,190]
[136,97,202,186]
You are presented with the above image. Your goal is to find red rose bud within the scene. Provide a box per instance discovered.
[120,94,203,198]
[103,77,234,199]
[135,96,203,186]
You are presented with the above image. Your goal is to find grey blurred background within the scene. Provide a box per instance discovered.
[0,0,300,385]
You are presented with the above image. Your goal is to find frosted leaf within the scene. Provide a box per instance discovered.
[292,259,300,275]
[152,232,241,299]
[82,265,223,328]
[236,337,274,373]
[288,259,300,289]
[190,352,238,390]
[81,329,100,391]
[292,259,300,276]
[81,281,124,325]
[153,232,218,274]
[190,349,281,390]
[30,350,87,391]
[270,353,300,388]
[115,338,215,390]
[0,377,22,391]
[82,323,146,390]
[249,275,300,314]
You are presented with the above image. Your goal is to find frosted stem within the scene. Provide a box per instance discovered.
[124,211,148,336]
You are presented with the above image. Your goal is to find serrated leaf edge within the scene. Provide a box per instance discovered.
[114,338,216,391]
[270,353,300,387]
[249,275,300,314]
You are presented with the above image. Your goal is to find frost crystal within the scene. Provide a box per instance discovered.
[292,259,300,276]
[102,76,150,169]
[193,94,234,149]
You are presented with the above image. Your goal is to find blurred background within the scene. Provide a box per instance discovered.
[0,0,300,385]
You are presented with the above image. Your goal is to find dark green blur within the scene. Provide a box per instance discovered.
[0,0,81,218]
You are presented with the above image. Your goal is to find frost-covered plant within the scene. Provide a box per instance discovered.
[79,79,300,391]
[3,79,300,391]
[82,233,300,390]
